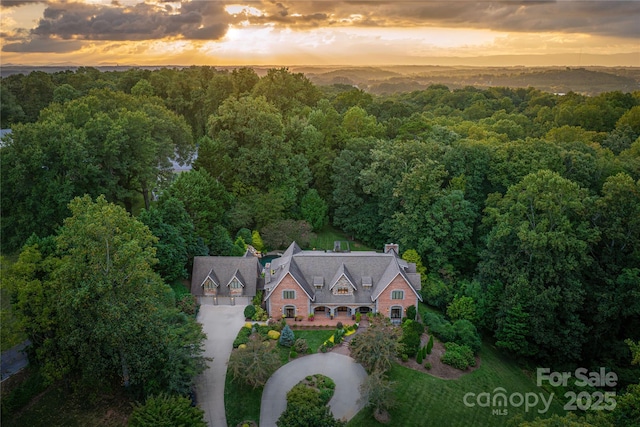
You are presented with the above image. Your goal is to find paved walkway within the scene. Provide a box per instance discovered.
[195,303,246,427]
[260,353,368,427]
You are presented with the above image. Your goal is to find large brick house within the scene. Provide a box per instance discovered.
[264,242,422,323]
[190,242,422,322]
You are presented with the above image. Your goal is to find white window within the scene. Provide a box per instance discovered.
[230,278,242,289]
[283,290,295,299]
[391,290,404,300]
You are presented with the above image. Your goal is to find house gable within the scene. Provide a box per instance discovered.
[371,271,422,302]
[376,274,421,321]
[267,272,312,318]
[328,263,357,295]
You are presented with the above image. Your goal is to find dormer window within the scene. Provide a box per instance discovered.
[229,278,242,289]
[313,276,324,289]
[362,276,372,287]
[203,277,216,290]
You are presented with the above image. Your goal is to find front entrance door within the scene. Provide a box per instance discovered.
[285,306,295,318]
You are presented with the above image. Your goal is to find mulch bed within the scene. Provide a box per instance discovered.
[397,333,480,380]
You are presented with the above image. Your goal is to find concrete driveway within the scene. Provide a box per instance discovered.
[195,303,246,427]
[260,352,368,427]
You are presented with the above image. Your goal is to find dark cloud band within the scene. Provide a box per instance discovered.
[2,0,232,52]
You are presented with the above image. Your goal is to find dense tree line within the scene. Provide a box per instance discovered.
[2,67,639,386]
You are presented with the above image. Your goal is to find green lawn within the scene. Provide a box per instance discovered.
[347,342,566,427]
[226,325,568,427]
[225,328,338,426]
[309,225,373,252]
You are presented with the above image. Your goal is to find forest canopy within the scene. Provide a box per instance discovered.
[1,66,639,381]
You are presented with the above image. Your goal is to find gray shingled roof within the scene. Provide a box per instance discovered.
[191,256,261,297]
[328,263,357,291]
[264,242,422,305]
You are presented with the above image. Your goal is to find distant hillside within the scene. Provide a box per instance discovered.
[301,66,640,95]
[2,64,639,95]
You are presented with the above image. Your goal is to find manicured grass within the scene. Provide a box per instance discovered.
[224,375,263,427]
[225,328,338,425]
[309,224,373,252]
[347,342,566,427]
[294,329,337,353]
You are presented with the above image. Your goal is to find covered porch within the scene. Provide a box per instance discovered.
[310,304,374,321]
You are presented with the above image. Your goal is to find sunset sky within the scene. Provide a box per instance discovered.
[1,0,638,67]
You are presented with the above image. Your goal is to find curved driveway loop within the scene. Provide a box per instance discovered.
[195,303,246,427]
[260,353,368,427]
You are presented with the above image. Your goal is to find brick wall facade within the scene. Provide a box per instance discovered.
[376,274,418,320]
[268,273,310,318]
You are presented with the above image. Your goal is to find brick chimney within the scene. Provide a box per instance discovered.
[384,243,399,254]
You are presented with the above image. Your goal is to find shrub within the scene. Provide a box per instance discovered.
[441,343,475,370]
[244,305,257,319]
[336,321,343,330]
[278,317,287,331]
[268,330,281,340]
[401,319,420,333]
[400,320,424,357]
[289,351,298,359]
[320,344,327,353]
[286,383,321,408]
[319,388,333,406]
[355,312,362,323]
[129,393,206,427]
[400,330,421,357]
[424,362,432,370]
[416,349,423,364]
[452,319,481,354]
[177,294,197,315]
[294,338,309,354]
[233,327,252,348]
[334,329,345,345]
[401,354,408,362]
[252,290,264,307]
[426,335,434,354]
[406,305,417,320]
[251,306,268,321]
[279,325,295,347]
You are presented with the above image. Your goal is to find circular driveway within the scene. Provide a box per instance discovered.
[260,352,368,427]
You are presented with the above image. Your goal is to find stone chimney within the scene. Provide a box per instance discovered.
[384,243,399,254]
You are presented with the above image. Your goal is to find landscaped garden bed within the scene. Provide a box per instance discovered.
[225,322,342,426]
